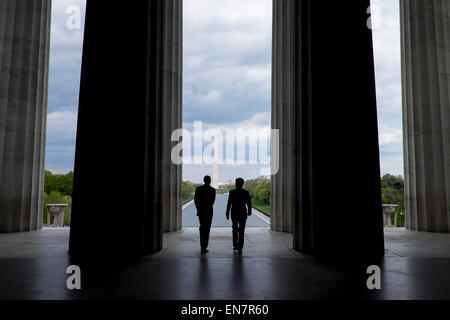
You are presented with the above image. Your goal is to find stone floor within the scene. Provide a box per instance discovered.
[1,227,450,299]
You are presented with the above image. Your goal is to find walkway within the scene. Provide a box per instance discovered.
[1,228,450,299]
[182,194,269,227]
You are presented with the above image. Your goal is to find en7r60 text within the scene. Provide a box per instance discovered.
[225,305,269,315]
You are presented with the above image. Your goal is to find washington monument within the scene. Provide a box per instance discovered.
[212,138,219,189]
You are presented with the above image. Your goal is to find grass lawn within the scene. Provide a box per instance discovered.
[182,195,194,205]
[252,199,270,216]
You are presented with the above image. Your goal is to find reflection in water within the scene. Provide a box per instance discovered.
[183,195,269,228]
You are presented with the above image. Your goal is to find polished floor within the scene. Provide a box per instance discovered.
[1,227,450,299]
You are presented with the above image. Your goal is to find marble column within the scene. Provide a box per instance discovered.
[69,1,182,261]
[272,0,385,259]
[401,0,450,232]
[162,0,182,233]
[0,0,51,232]
[271,0,295,233]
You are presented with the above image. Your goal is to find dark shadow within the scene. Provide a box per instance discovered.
[197,255,212,298]
[231,256,246,288]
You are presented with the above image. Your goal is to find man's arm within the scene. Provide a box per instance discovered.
[194,188,199,211]
[226,192,232,220]
[246,192,252,216]
[212,189,216,205]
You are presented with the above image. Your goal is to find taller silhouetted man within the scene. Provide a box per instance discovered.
[226,178,252,254]
[194,175,216,253]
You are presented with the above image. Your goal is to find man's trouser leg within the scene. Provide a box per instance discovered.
[232,216,247,250]
[232,217,239,249]
[199,214,213,250]
[238,217,247,250]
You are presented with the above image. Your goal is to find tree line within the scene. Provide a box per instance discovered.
[182,177,271,203]
[43,171,405,227]
[181,177,271,214]
[242,177,270,204]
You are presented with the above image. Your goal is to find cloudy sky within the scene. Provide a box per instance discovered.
[46,0,403,183]
[46,0,85,174]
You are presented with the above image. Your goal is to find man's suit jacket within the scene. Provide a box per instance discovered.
[226,188,252,218]
[194,184,216,217]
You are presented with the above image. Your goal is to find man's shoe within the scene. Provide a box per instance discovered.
[201,249,209,254]
[233,247,238,251]
[237,249,242,254]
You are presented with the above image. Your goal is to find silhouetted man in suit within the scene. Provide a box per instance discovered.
[194,175,216,253]
[226,178,252,254]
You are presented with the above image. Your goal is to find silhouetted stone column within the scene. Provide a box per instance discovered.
[0,0,51,232]
[271,0,294,233]
[69,0,182,261]
[162,0,182,232]
[401,0,450,232]
[272,0,384,260]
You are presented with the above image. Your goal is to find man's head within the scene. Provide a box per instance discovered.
[204,175,212,185]
[235,178,244,189]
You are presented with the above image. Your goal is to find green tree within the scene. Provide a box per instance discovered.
[44,170,57,194]
[253,179,270,203]
[382,187,403,205]
[56,171,74,196]
[44,170,74,197]
[381,174,404,193]
[243,179,258,196]
[182,180,195,197]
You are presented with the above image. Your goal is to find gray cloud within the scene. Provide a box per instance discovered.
[371,0,404,175]
[183,0,272,125]
[44,0,404,178]
[45,0,86,173]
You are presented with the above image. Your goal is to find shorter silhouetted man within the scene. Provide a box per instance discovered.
[226,178,252,254]
[194,175,216,253]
